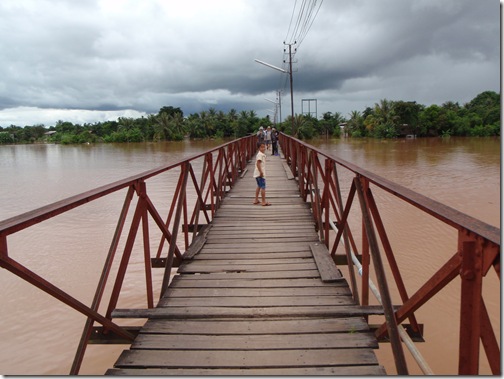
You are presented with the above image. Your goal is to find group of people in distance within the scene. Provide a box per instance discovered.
[255,125,279,156]
[253,126,278,207]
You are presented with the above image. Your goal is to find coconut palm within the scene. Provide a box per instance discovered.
[347,110,364,137]
[153,112,171,141]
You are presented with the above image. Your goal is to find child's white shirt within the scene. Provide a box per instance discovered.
[253,151,266,178]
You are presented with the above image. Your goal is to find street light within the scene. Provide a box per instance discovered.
[254,58,294,135]
[254,59,287,73]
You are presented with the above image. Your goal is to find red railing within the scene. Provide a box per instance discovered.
[0,135,257,374]
[279,133,500,375]
[1,134,499,375]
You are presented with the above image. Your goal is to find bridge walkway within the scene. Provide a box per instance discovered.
[106,146,386,375]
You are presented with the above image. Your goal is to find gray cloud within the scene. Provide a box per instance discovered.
[0,0,499,126]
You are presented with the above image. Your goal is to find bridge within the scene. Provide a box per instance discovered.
[0,134,500,375]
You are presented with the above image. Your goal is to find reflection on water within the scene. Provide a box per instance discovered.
[0,137,500,375]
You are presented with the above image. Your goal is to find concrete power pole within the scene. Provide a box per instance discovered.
[284,42,296,136]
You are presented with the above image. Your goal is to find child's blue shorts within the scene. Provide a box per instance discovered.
[255,177,266,189]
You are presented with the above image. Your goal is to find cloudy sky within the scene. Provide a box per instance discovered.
[0,0,500,127]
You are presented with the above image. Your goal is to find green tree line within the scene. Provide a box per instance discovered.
[0,91,499,145]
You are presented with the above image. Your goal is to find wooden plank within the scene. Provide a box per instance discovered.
[209,220,314,228]
[170,277,347,288]
[207,235,319,245]
[157,295,354,307]
[177,262,318,273]
[218,202,309,208]
[163,286,351,297]
[89,326,141,344]
[192,251,313,260]
[180,258,313,266]
[183,224,212,260]
[206,229,317,237]
[111,305,389,319]
[198,242,311,253]
[172,269,322,280]
[310,242,343,282]
[131,332,378,350]
[213,212,313,219]
[141,317,371,334]
[282,160,295,179]
[106,365,387,375]
[113,348,379,368]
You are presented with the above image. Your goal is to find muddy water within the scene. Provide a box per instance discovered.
[311,137,500,375]
[0,137,499,375]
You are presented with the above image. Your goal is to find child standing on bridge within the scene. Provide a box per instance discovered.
[253,143,271,206]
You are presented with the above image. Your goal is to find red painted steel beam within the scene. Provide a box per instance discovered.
[160,162,190,297]
[141,200,154,309]
[375,252,462,338]
[479,299,500,375]
[279,134,500,246]
[0,137,256,238]
[105,189,146,319]
[0,254,134,341]
[458,240,483,374]
[71,186,135,375]
[355,176,409,375]
[331,181,356,255]
[366,186,421,333]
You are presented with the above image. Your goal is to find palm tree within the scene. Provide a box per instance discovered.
[289,114,305,138]
[365,99,398,137]
[347,110,364,137]
[170,113,185,138]
[118,117,135,131]
[154,113,171,141]
[374,99,395,125]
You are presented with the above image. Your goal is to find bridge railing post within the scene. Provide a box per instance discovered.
[276,133,500,374]
[458,234,483,375]
[354,175,409,375]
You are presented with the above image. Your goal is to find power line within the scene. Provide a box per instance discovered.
[297,0,323,48]
[284,0,298,44]
[284,0,323,50]
[268,0,324,122]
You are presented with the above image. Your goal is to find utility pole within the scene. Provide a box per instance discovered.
[284,42,296,136]
[277,90,282,125]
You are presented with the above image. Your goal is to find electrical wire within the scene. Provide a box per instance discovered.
[284,0,298,44]
[272,0,324,118]
[284,0,323,49]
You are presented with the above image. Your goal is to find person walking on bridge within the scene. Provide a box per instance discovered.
[265,126,272,151]
[271,127,279,156]
[256,126,265,147]
[253,142,271,206]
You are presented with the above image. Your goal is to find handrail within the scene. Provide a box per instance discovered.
[328,218,435,375]
[0,134,499,375]
[279,133,500,375]
[0,135,257,375]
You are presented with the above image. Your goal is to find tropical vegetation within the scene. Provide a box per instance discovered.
[0,91,499,145]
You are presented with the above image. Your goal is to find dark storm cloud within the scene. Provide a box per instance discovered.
[0,0,499,126]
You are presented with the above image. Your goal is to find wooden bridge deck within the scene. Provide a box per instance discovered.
[106,148,386,375]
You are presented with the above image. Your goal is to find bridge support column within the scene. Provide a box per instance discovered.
[458,234,483,375]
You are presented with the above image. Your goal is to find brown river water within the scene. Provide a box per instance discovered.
[0,137,500,375]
